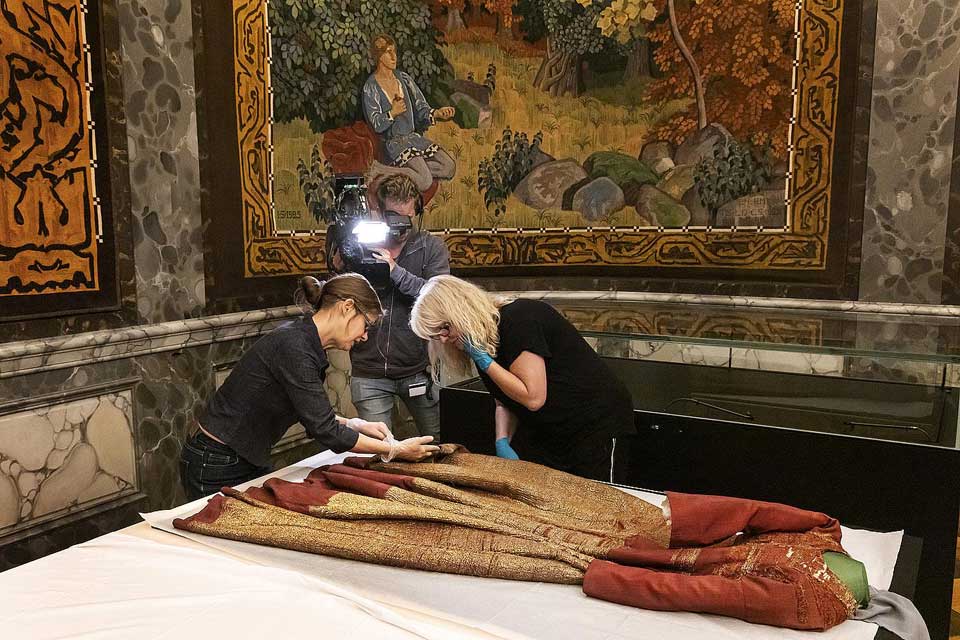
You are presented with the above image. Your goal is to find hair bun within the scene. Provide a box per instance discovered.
[298,276,325,309]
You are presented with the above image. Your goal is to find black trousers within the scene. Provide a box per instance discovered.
[179,432,271,501]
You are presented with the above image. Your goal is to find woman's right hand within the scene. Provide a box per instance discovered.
[389,435,440,462]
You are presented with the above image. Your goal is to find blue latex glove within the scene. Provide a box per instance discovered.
[462,337,494,372]
[495,437,520,460]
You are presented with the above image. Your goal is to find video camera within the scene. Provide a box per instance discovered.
[325,175,413,284]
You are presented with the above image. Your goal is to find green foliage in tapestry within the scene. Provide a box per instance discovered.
[297,143,336,223]
[694,140,773,214]
[478,128,543,217]
[270,0,451,132]
[516,0,619,97]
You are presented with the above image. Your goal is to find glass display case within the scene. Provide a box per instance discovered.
[557,298,960,447]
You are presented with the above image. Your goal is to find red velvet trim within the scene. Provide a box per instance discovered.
[244,486,279,506]
[257,477,339,512]
[666,491,840,547]
[606,544,756,569]
[583,559,836,631]
[173,494,228,528]
[342,456,373,469]
[313,464,417,490]
[303,469,339,490]
[321,470,393,499]
[605,545,681,568]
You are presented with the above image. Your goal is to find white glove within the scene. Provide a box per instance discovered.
[346,417,392,440]
[384,436,439,462]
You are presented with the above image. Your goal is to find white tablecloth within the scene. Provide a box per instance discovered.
[142,451,904,640]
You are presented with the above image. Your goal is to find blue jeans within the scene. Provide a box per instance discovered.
[350,371,440,439]
[179,432,271,501]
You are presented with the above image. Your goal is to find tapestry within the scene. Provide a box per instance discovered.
[0,0,102,298]
[232,0,853,275]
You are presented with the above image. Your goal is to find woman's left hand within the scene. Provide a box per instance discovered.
[435,106,455,120]
[347,417,392,440]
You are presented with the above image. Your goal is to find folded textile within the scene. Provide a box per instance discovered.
[174,447,866,632]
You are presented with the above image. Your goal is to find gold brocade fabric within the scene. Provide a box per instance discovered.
[372,483,624,558]
[313,492,596,569]
[369,450,671,548]
[184,488,586,584]
[174,447,668,585]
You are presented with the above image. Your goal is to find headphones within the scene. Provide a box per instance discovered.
[414,191,424,217]
[413,192,425,230]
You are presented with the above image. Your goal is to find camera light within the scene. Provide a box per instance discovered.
[352,220,388,244]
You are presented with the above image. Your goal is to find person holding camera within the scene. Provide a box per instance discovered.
[179,273,439,500]
[342,174,451,440]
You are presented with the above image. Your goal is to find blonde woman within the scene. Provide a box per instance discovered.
[181,274,439,500]
[411,275,635,480]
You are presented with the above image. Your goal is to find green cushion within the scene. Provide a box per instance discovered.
[823,551,870,606]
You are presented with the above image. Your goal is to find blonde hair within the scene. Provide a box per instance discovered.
[411,275,510,380]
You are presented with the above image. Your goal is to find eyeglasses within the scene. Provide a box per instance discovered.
[356,309,378,331]
[330,295,379,330]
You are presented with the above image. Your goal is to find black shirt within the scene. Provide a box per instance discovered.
[202,315,359,467]
[478,299,635,462]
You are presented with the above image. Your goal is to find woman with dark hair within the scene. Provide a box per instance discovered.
[362,33,456,191]
[179,273,439,500]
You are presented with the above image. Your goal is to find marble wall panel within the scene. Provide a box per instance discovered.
[729,349,846,377]
[118,0,205,323]
[849,318,947,385]
[846,355,944,386]
[946,363,960,387]
[627,341,731,368]
[0,388,138,539]
[859,0,960,303]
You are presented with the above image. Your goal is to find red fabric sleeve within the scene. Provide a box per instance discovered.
[321,470,394,499]
[666,492,841,547]
[173,494,229,528]
[583,559,839,631]
[247,477,341,513]
[311,464,418,490]
[342,456,373,469]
